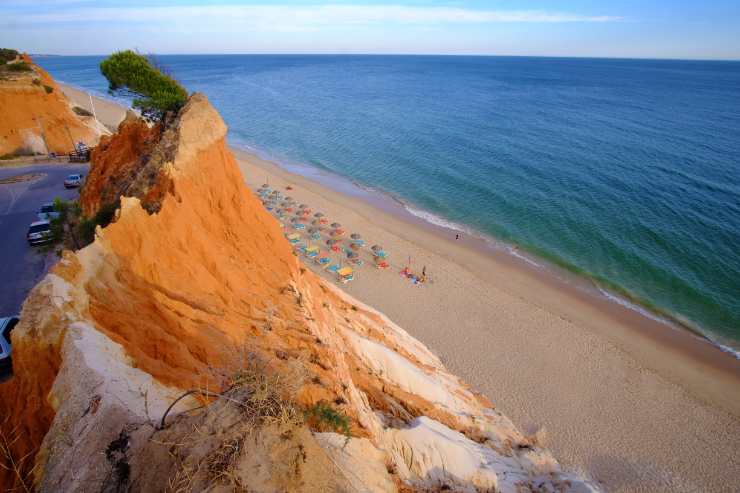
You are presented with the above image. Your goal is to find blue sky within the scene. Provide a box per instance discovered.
[2,1,739,59]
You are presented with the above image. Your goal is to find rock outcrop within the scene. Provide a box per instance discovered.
[0,54,107,157]
[0,94,599,492]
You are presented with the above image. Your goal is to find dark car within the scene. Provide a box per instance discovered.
[37,202,60,221]
[0,316,19,374]
[27,220,52,245]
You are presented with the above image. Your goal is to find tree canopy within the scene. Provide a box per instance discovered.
[100,50,188,121]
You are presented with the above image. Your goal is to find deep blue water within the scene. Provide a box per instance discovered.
[37,55,740,355]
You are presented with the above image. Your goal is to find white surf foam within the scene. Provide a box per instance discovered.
[403,205,469,234]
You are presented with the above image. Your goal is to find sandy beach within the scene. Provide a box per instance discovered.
[59,83,127,132]
[64,87,740,491]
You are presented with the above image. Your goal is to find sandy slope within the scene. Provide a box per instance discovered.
[63,86,740,492]
[235,150,740,493]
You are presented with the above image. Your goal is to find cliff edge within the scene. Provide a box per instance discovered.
[0,93,598,492]
[0,53,107,157]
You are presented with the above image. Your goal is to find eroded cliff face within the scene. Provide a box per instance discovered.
[0,54,106,156]
[0,94,599,492]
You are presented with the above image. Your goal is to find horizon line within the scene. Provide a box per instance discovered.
[29,52,740,63]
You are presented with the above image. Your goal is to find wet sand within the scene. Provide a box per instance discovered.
[65,86,740,491]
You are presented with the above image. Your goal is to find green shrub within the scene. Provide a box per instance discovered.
[304,401,351,439]
[77,200,119,246]
[43,84,53,94]
[73,106,93,117]
[6,61,32,72]
[100,50,188,121]
[0,48,19,63]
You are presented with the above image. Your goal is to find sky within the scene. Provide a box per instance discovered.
[1,1,739,60]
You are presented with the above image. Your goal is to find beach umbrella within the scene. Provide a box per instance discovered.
[330,222,342,229]
[331,229,344,237]
[350,233,362,240]
[349,243,360,251]
[371,244,382,252]
[346,251,359,259]
[314,212,325,218]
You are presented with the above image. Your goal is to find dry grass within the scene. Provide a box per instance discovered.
[0,418,37,493]
[161,357,306,492]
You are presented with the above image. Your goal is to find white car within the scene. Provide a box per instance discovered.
[0,316,19,374]
[64,173,83,189]
[27,220,52,245]
[37,202,60,221]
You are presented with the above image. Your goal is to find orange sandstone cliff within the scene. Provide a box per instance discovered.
[0,54,107,157]
[0,94,599,492]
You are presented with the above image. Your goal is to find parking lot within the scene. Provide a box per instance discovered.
[0,163,88,318]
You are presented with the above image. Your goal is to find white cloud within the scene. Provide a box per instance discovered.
[12,4,622,27]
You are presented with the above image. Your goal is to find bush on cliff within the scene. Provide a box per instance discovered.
[0,48,19,63]
[100,50,188,122]
[2,61,32,72]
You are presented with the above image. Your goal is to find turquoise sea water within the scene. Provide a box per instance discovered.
[37,55,740,356]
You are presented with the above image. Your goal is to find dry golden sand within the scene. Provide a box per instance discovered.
[58,83,126,132]
[234,149,740,493]
[61,87,740,492]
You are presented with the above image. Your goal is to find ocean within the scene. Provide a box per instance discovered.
[36,55,740,356]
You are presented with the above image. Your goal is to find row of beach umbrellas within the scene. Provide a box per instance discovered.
[259,184,387,263]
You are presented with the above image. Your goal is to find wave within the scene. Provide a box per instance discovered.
[403,205,470,234]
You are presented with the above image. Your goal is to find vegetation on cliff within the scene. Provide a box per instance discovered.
[100,50,187,122]
[0,48,19,63]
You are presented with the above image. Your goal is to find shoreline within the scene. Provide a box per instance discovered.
[61,84,740,489]
[234,142,739,362]
[232,146,740,410]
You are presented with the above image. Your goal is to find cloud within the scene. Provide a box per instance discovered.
[10,4,622,27]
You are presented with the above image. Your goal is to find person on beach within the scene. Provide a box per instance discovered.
[455,234,459,240]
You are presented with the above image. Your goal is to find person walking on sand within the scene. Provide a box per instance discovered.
[455,234,459,240]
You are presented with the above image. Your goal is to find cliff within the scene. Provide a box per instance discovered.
[0,94,598,492]
[0,54,107,157]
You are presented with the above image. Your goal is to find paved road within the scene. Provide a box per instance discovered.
[0,163,88,317]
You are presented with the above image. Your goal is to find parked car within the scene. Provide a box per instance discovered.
[37,202,60,221]
[27,220,52,245]
[0,316,19,373]
[64,173,84,189]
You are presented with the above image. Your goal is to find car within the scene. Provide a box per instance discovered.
[0,316,20,374]
[64,173,84,189]
[37,202,60,221]
[27,220,52,245]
